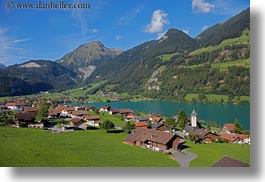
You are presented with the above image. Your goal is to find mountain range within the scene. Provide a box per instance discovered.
[0,8,250,101]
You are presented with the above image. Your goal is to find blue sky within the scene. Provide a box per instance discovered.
[0,0,249,66]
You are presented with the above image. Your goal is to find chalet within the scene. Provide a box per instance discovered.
[222,123,235,133]
[5,102,28,111]
[119,109,133,116]
[109,109,120,115]
[23,107,39,113]
[15,112,37,127]
[220,133,241,143]
[48,109,61,118]
[70,110,88,118]
[125,128,183,152]
[69,118,87,130]
[99,105,110,112]
[149,114,163,123]
[151,122,170,132]
[60,106,75,118]
[184,125,219,143]
[127,113,134,119]
[237,134,250,144]
[84,115,100,127]
[212,156,249,167]
[134,117,150,123]
[151,116,163,123]
[135,122,148,128]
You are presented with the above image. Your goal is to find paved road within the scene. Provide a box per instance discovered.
[172,149,198,167]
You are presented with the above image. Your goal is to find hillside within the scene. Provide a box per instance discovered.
[86,29,199,92]
[84,8,250,103]
[0,60,78,96]
[0,63,6,69]
[56,41,122,80]
[196,8,250,47]
[0,8,250,103]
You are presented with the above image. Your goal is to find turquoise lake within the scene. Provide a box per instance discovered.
[81,101,250,130]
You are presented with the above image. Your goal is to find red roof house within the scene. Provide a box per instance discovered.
[222,123,235,133]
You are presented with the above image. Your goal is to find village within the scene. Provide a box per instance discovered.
[0,99,250,167]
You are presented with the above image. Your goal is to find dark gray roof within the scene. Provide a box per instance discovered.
[212,156,250,167]
[151,122,165,129]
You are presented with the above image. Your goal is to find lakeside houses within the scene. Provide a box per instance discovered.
[151,122,170,132]
[109,108,133,116]
[99,105,110,112]
[135,122,148,128]
[5,101,29,111]
[182,109,250,144]
[149,114,163,123]
[22,107,39,113]
[69,118,87,130]
[15,112,40,128]
[125,128,183,152]
[84,115,100,127]
[184,125,219,143]
[222,123,235,133]
[70,110,88,118]
[1,100,250,145]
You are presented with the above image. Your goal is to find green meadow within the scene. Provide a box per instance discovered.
[186,141,250,167]
[0,127,179,167]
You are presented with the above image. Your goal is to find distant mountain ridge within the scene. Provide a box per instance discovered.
[0,60,78,96]
[196,8,250,47]
[56,41,122,80]
[0,63,6,69]
[0,8,250,99]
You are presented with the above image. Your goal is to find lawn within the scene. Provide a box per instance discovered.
[157,52,180,62]
[189,29,250,56]
[184,93,229,103]
[0,127,179,167]
[185,141,250,167]
[187,59,250,71]
[99,113,125,127]
[184,93,250,104]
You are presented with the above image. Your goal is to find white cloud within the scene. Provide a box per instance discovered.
[201,25,209,31]
[0,27,30,65]
[90,28,98,33]
[116,35,122,41]
[145,10,169,33]
[192,0,215,14]
[120,7,143,25]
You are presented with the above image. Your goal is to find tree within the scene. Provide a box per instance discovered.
[206,122,211,131]
[123,120,135,133]
[36,99,51,121]
[177,109,188,131]
[0,111,15,125]
[234,117,243,134]
[165,118,177,131]
[102,120,115,133]
[189,132,200,144]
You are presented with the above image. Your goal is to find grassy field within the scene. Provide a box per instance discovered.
[185,93,228,103]
[185,141,250,167]
[99,113,125,127]
[187,59,250,71]
[184,93,250,103]
[157,52,180,62]
[190,29,250,56]
[0,126,179,167]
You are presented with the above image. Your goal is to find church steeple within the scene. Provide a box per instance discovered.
[191,109,198,127]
